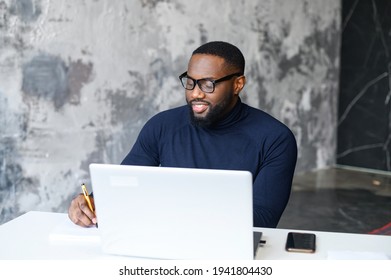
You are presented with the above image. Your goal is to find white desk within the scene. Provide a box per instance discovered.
[0,211,390,260]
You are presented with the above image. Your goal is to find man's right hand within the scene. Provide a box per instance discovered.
[68,194,97,227]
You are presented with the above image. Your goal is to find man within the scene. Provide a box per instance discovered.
[68,41,297,228]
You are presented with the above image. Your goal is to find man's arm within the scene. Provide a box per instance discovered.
[252,129,297,228]
[121,118,161,166]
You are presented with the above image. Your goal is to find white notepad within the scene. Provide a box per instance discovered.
[49,218,100,245]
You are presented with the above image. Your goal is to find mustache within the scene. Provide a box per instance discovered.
[188,99,210,105]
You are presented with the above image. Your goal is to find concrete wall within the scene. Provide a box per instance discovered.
[0,0,341,223]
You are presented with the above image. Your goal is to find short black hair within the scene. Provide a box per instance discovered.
[192,41,245,74]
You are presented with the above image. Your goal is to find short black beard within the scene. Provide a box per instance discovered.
[188,94,233,128]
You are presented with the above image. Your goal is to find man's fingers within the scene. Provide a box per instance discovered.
[68,194,96,227]
[79,197,97,224]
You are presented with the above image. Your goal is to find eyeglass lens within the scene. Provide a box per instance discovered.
[180,77,215,93]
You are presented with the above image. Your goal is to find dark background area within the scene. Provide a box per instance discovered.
[337,0,391,171]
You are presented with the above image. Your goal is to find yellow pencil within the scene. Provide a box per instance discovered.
[81,183,94,213]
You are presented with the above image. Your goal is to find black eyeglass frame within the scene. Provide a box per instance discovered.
[178,71,243,93]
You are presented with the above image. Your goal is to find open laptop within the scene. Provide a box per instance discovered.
[89,163,261,260]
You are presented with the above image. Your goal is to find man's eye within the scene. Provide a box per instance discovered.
[186,79,194,87]
[202,81,214,90]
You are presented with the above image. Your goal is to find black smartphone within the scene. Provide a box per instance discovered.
[285,232,316,253]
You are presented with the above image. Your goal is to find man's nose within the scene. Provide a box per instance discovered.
[191,83,206,99]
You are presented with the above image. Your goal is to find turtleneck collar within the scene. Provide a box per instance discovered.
[205,97,244,130]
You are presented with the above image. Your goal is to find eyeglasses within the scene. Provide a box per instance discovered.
[179,71,242,93]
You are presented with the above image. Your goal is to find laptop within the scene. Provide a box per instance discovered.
[89,163,260,260]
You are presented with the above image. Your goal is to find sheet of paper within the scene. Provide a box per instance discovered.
[49,218,100,245]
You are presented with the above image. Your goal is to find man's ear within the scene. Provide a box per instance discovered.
[234,75,246,95]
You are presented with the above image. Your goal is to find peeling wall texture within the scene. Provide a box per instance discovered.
[0,0,341,224]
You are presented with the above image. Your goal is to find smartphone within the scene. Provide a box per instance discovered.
[285,232,316,253]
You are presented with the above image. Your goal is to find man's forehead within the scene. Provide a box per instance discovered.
[187,54,226,77]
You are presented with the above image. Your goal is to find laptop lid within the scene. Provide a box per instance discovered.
[89,163,254,260]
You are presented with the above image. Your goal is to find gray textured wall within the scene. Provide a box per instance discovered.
[0,0,340,224]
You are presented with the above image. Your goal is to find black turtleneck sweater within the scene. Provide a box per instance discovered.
[121,99,297,228]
